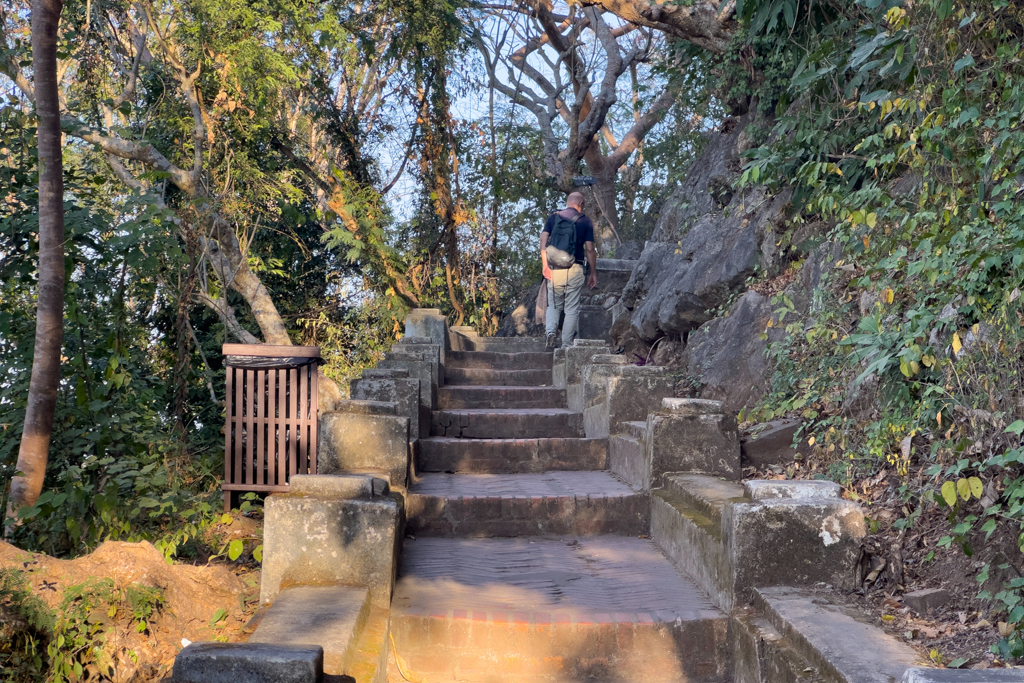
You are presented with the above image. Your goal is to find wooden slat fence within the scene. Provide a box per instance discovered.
[222,344,321,511]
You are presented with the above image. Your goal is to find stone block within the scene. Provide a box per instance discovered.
[563,341,613,386]
[249,586,370,676]
[393,341,444,385]
[755,587,919,683]
[362,367,408,378]
[448,325,478,351]
[903,669,1024,682]
[741,419,807,468]
[332,399,395,415]
[903,588,950,614]
[377,356,437,410]
[172,642,323,683]
[288,474,374,499]
[318,411,410,488]
[260,490,400,608]
[726,497,866,598]
[644,398,741,485]
[744,479,840,500]
[582,364,673,439]
[404,308,450,362]
[351,375,425,440]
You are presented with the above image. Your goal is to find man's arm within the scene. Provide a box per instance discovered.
[540,231,552,280]
[585,241,597,289]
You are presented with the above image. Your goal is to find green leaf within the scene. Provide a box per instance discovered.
[228,539,244,561]
[1006,420,1024,435]
[220,513,233,525]
[253,544,263,563]
[953,54,976,73]
[969,477,983,499]
[957,478,971,501]
[209,608,228,628]
[947,657,968,669]
[941,481,957,507]
[865,212,878,228]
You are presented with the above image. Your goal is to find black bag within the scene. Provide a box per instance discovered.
[545,212,580,269]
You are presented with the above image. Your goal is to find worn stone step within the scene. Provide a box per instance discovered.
[447,350,553,370]
[610,434,646,491]
[653,475,746,612]
[390,536,729,683]
[438,386,565,410]
[445,367,552,386]
[430,408,583,439]
[732,608,823,683]
[406,471,649,536]
[664,473,745,530]
[459,337,547,353]
[248,586,371,678]
[621,420,648,440]
[418,437,607,474]
[752,587,921,683]
[651,484,734,613]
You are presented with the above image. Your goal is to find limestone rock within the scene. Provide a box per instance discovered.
[678,240,840,413]
[621,186,793,345]
[679,290,778,413]
[741,419,808,468]
[651,114,752,244]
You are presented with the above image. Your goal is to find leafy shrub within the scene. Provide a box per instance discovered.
[0,568,54,683]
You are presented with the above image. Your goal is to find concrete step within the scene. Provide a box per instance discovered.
[752,587,921,683]
[406,471,649,536]
[445,367,552,386]
[249,586,374,679]
[652,475,744,612]
[459,337,547,353]
[621,420,648,439]
[431,408,583,439]
[664,473,745,530]
[418,437,607,474]
[390,536,730,683]
[732,608,823,683]
[438,385,565,410]
[610,433,646,491]
[447,350,553,370]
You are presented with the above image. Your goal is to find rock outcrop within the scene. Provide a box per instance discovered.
[680,241,840,412]
[615,113,794,349]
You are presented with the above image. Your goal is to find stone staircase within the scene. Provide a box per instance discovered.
[176,317,957,683]
[390,339,731,682]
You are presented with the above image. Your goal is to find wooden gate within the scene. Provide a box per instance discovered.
[222,344,321,511]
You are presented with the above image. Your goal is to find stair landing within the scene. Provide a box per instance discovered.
[390,536,729,682]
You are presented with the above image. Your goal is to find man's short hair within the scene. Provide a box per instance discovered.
[567,192,585,208]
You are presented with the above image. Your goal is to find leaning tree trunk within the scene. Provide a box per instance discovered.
[9,0,65,516]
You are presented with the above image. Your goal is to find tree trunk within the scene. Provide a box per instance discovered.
[9,0,66,516]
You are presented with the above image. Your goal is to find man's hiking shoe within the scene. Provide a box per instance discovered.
[545,333,557,350]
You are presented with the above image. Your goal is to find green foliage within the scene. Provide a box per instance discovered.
[46,578,163,682]
[0,569,54,683]
[0,100,222,557]
[736,0,1024,658]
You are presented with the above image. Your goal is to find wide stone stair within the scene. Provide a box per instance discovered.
[391,339,731,682]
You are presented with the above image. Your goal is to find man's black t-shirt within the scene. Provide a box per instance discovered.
[543,209,595,266]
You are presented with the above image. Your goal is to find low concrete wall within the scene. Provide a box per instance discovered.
[260,475,401,609]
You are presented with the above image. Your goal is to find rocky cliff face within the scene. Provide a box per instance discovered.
[609,115,833,412]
